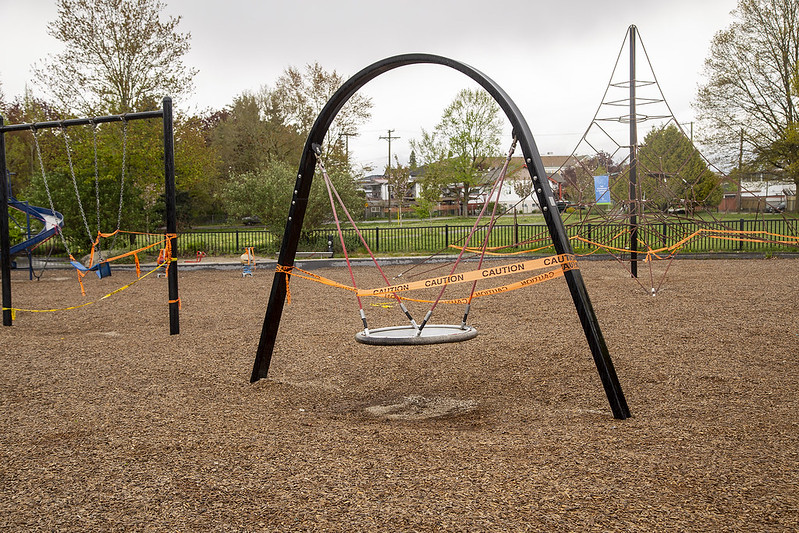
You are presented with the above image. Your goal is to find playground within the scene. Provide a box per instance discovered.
[1,257,797,530]
[1,33,797,531]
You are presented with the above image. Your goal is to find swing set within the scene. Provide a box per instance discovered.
[250,54,631,420]
[0,97,180,335]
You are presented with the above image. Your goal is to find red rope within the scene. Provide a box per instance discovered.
[314,149,418,329]
[425,138,518,319]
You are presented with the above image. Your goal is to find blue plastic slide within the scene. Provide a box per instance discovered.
[7,194,65,256]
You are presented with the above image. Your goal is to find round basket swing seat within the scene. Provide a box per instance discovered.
[355,324,478,346]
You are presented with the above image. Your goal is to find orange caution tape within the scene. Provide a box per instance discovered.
[4,261,167,315]
[355,254,575,297]
[275,255,575,305]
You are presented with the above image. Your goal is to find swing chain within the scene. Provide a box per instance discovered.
[91,120,101,239]
[61,124,95,245]
[110,118,128,249]
[31,127,71,255]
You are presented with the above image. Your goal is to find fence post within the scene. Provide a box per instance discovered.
[587,223,592,251]
[739,218,744,251]
[375,227,379,253]
[445,224,449,248]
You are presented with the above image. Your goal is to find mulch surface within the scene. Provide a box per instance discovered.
[1,257,797,531]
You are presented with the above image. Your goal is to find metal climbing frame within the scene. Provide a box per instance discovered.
[249,54,630,420]
[0,97,180,335]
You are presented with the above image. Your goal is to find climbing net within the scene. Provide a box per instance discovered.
[490,26,799,295]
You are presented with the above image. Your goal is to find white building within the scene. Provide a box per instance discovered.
[479,155,579,213]
[741,180,795,211]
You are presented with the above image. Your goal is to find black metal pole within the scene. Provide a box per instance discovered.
[162,97,179,335]
[629,25,639,279]
[1,117,12,326]
[250,54,630,420]
[0,109,164,132]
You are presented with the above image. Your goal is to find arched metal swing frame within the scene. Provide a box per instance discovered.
[250,54,630,420]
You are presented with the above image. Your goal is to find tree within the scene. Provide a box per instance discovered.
[411,88,503,216]
[34,0,196,115]
[222,159,364,233]
[171,113,223,225]
[695,0,799,184]
[211,91,304,178]
[561,152,624,205]
[630,124,722,213]
[1,93,64,194]
[757,67,799,182]
[263,63,372,173]
[386,156,414,225]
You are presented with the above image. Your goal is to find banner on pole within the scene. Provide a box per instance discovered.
[594,175,611,205]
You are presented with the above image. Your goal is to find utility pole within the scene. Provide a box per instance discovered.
[340,131,357,165]
[379,129,399,173]
[379,129,400,221]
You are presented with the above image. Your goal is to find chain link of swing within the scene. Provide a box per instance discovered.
[31,118,128,261]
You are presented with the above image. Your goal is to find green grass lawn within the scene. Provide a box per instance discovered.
[344,210,797,230]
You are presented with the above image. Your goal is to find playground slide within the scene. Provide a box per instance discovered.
[7,195,64,256]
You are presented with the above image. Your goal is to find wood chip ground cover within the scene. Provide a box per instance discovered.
[1,258,797,531]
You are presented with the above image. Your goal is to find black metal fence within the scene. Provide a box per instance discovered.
[297,219,799,256]
[47,218,799,260]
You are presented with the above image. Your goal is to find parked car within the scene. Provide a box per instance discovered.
[765,201,786,213]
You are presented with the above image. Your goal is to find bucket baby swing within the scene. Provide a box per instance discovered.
[32,118,128,284]
[249,54,630,420]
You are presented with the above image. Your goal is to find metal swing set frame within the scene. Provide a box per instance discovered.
[0,97,180,336]
[250,54,631,420]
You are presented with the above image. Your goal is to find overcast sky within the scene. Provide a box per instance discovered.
[1,0,738,172]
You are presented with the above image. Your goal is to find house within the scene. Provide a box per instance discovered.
[357,172,420,219]
[478,155,580,214]
[718,179,796,213]
[357,155,581,218]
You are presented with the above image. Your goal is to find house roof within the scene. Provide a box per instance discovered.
[539,155,581,169]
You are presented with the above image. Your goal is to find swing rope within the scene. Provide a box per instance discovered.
[311,144,420,334]
[459,137,518,327]
[307,137,520,338]
[315,148,369,332]
[416,136,519,334]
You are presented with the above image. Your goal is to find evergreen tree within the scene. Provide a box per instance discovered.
[634,124,722,213]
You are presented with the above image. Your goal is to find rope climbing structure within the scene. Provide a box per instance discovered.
[543,25,799,295]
